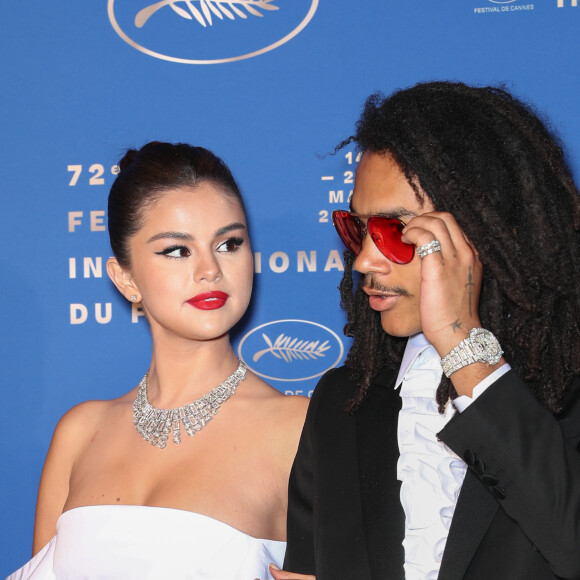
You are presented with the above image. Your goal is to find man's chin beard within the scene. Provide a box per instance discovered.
[380,314,422,338]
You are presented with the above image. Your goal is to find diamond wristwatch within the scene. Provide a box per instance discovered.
[440,328,503,378]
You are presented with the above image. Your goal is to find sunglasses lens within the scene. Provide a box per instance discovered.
[332,210,362,255]
[368,217,414,264]
[333,211,414,264]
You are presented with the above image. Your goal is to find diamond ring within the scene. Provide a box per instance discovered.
[417,239,442,259]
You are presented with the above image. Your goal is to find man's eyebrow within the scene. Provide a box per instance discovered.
[348,206,420,220]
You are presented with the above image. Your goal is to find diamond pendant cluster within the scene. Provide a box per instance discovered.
[132,360,247,449]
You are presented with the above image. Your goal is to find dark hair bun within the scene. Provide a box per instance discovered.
[118,148,138,172]
[108,141,244,269]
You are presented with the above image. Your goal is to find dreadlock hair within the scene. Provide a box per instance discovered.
[338,81,580,414]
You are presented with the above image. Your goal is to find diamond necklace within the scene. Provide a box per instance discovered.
[132,359,247,449]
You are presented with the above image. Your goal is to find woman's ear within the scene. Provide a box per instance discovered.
[106,257,141,303]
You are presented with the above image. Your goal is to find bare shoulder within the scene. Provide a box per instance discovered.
[33,396,126,554]
[242,373,309,436]
[52,398,116,448]
[55,384,137,435]
[274,390,310,425]
[58,398,110,425]
[39,398,116,489]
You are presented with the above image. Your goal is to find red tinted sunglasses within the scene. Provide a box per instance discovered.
[332,210,414,264]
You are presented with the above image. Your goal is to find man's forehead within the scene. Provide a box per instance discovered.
[351,152,430,216]
[347,203,420,221]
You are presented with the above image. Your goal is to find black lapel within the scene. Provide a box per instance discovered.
[356,370,405,580]
[438,469,499,580]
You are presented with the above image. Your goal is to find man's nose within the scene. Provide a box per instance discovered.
[353,234,393,276]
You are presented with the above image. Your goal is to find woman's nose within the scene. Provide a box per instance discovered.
[193,251,222,282]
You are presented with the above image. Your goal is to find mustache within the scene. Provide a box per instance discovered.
[362,275,411,297]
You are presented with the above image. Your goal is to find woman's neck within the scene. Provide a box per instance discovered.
[144,334,240,408]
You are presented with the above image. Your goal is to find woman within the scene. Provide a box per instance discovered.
[9,142,309,579]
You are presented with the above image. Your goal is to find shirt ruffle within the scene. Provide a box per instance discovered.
[396,345,467,580]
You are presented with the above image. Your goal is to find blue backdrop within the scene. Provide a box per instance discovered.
[1,1,579,574]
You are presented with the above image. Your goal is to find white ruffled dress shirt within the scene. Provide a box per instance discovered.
[395,333,509,579]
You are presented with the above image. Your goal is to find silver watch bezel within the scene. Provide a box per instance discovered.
[468,327,503,366]
[441,327,503,378]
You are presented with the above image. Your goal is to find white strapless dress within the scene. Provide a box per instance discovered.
[7,505,286,579]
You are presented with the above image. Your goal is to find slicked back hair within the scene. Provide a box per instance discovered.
[108,141,244,270]
[338,82,580,414]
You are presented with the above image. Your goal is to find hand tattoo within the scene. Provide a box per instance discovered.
[465,266,474,317]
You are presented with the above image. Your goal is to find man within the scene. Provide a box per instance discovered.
[271,82,580,579]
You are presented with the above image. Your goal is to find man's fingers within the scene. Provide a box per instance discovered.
[269,562,316,580]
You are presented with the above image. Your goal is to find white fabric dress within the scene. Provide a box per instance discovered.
[7,505,286,580]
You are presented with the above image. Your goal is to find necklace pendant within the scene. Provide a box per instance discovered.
[132,360,247,449]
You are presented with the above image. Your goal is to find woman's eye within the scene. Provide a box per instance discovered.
[157,246,191,258]
[217,237,244,253]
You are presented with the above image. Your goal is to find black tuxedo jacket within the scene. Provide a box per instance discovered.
[284,366,580,579]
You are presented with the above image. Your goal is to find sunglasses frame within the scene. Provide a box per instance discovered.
[332,210,415,265]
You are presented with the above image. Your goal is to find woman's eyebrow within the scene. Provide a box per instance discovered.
[146,223,246,244]
[146,232,193,243]
[213,222,246,238]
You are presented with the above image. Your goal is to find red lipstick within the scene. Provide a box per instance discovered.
[187,291,229,310]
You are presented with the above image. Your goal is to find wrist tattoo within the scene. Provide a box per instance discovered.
[465,266,474,317]
[451,319,462,333]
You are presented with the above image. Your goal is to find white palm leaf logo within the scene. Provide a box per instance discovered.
[253,334,331,363]
[136,0,279,28]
